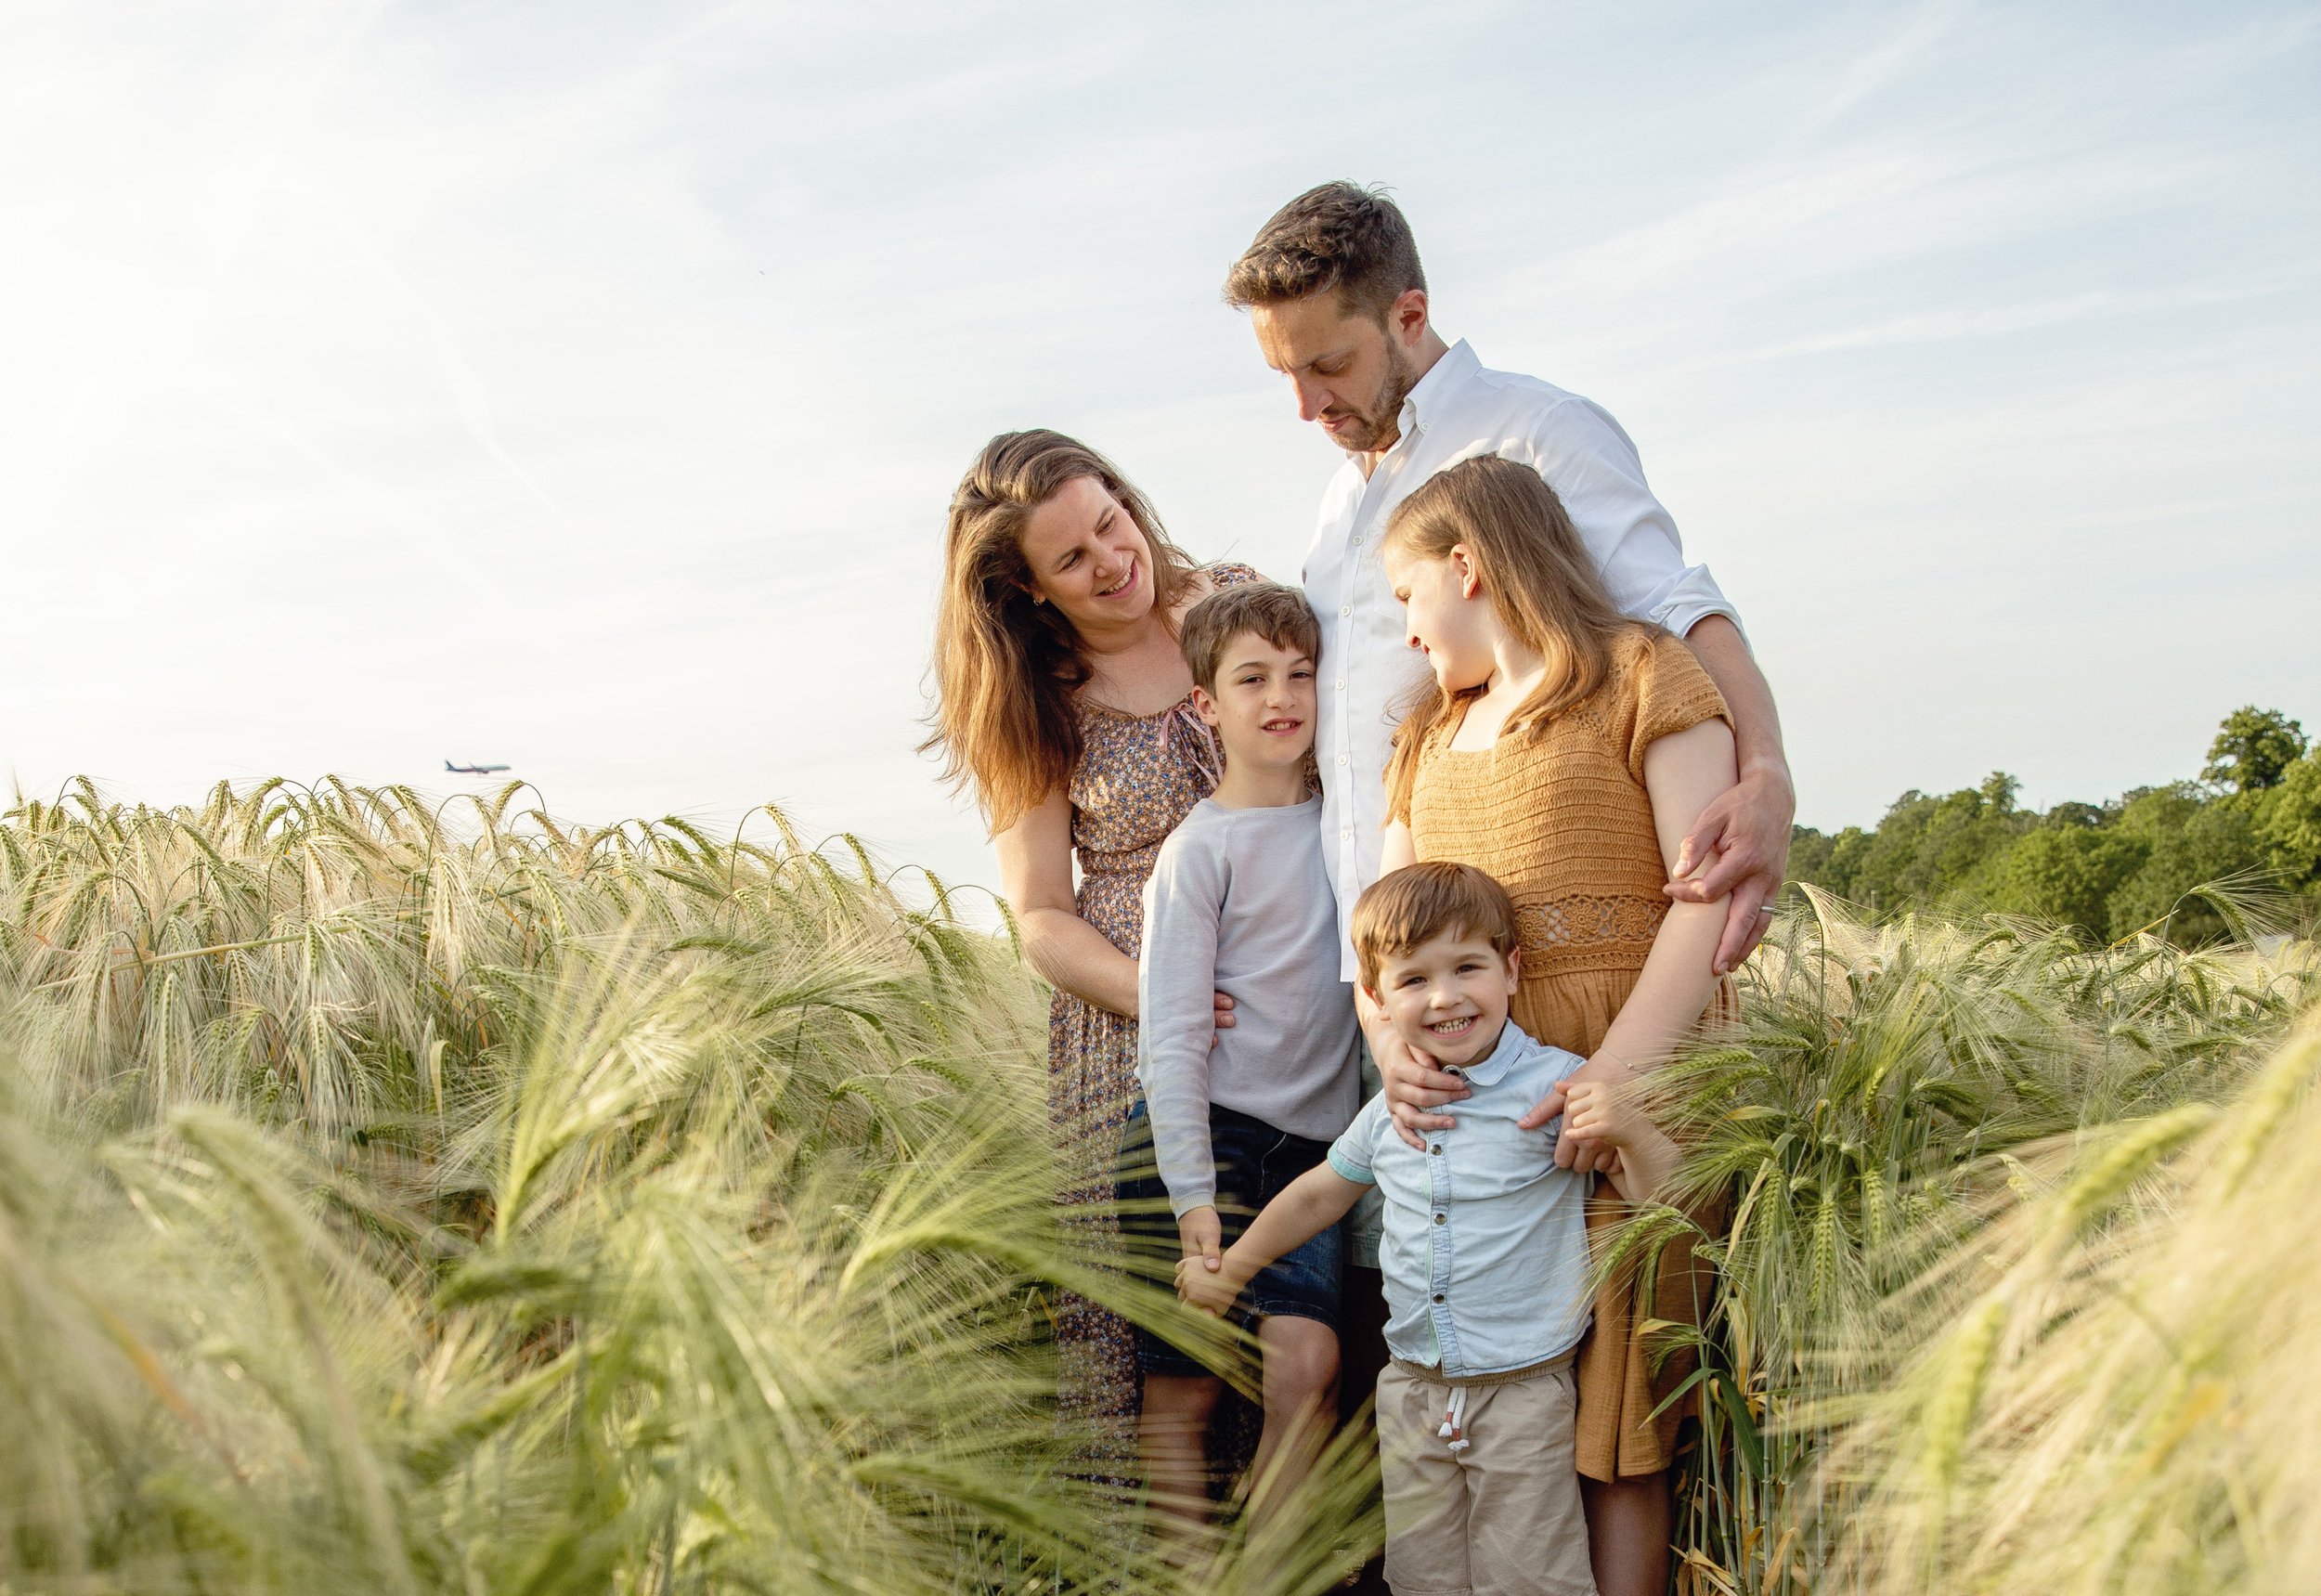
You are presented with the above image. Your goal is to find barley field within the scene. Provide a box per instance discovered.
[1,780,2314,1594]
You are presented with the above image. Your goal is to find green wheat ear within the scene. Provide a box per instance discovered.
[0,776,1381,1594]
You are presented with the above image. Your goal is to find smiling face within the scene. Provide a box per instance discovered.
[1366,932,1521,1070]
[1384,538,1498,694]
[1191,629,1316,772]
[1016,474,1157,633]
[1249,290,1426,455]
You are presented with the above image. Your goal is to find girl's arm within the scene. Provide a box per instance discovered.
[1519,717,1736,1132]
[1176,1163,1367,1316]
[994,788,1138,1017]
[1381,817,1416,875]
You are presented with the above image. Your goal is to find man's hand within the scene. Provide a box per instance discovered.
[1176,1205,1223,1277]
[1518,1056,1633,1174]
[1379,1031,1470,1150]
[1666,765,1795,975]
[1175,1251,1239,1316]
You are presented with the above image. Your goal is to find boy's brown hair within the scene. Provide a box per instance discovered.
[1222,180,1427,325]
[1350,862,1521,991]
[1178,581,1322,694]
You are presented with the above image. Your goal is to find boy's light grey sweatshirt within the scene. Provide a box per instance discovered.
[1135,796,1362,1216]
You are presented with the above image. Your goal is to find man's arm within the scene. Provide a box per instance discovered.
[1671,615,1794,974]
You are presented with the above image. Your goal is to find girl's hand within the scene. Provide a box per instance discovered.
[1212,991,1236,1048]
[1519,1056,1634,1174]
[1561,1079,1681,1203]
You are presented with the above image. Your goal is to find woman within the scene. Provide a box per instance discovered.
[924,429,1258,1483]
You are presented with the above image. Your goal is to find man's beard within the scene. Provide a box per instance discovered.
[1326,343,1420,454]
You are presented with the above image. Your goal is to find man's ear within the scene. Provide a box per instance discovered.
[1390,286,1430,348]
[1189,685,1222,728]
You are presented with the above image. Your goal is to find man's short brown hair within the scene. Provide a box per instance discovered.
[1350,862,1520,991]
[1178,581,1322,694]
[1223,181,1427,324]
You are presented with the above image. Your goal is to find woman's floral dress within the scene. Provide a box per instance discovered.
[1050,561,1259,1483]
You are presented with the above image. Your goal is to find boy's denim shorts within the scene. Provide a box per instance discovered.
[1117,1098,1343,1378]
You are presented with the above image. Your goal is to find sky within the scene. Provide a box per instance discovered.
[3,0,2316,902]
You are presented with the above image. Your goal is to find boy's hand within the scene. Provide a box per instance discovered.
[1175,1252,1239,1316]
[1176,1205,1222,1276]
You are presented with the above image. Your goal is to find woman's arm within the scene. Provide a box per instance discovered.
[993,788,1139,1017]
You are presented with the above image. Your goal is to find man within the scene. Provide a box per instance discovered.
[1222,181,1792,1596]
[1224,179,1792,1024]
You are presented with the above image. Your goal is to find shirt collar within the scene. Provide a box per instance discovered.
[1396,338,1479,443]
[1443,1015,1527,1089]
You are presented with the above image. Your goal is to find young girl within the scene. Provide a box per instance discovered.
[1372,453,1736,1596]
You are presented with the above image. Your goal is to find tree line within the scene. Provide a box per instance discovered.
[1786,707,2321,945]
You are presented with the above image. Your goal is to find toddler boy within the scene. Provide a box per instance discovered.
[1122,579,1363,1526]
[1178,861,1669,1595]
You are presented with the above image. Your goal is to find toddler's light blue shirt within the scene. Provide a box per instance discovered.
[1327,1019,1592,1378]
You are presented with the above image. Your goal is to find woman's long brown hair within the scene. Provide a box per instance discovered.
[921,430,1203,831]
[1381,454,1654,821]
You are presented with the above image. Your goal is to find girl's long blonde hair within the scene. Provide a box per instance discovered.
[922,429,1203,831]
[1381,453,1655,820]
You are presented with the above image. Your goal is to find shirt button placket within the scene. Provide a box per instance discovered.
[1429,1138,1452,1352]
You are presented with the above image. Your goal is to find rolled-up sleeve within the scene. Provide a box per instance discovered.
[1521,398,1742,642]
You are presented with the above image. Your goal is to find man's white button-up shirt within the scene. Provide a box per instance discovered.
[1302,340,1739,977]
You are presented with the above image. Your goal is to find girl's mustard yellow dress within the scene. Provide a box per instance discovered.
[1400,625,1731,1481]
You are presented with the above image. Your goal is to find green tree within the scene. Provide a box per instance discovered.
[2103,785,2265,943]
[2203,706,2307,794]
[1988,825,2150,941]
[2258,750,2321,888]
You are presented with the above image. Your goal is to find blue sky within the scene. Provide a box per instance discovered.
[3,1,2315,897]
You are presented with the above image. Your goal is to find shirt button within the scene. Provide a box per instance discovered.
[1433,1213,1446,1226]
[1340,605,1352,616]
[1432,1292,1446,1304]
[1429,1144,1443,1156]
[1336,754,1347,766]
[1334,678,1345,690]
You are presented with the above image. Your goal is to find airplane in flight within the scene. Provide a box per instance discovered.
[445,760,512,774]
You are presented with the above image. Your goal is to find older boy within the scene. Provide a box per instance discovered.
[1121,579,1363,1531]
[1179,863,1673,1596]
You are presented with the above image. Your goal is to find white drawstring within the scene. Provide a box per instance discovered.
[1437,1384,1471,1454]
